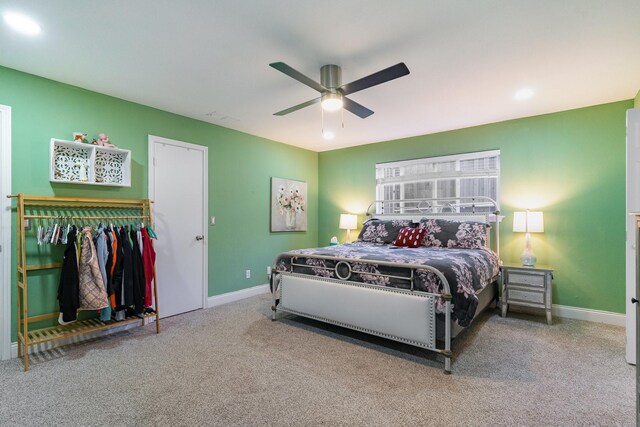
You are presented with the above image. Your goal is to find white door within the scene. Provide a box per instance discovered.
[148,136,208,318]
[626,108,640,365]
[0,105,11,360]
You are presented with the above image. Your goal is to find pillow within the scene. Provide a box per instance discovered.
[393,227,426,248]
[357,219,415,244]
[419,218,488,249]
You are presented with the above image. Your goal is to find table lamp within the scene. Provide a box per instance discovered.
[339,214,358,243]
[513,210,544,267]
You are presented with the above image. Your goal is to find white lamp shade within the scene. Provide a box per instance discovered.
[513,212,527,232]
[527,211,544,233]
[513,211,544,233]
[339,214,357,230]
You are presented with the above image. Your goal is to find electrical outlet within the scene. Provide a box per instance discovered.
[245,269,251,279]
[267,266,272,276]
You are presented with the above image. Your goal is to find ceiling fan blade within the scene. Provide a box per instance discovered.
[274,97,321,116]
[270,62,327,93]
[343,97,374,119]
[339,62,410,96]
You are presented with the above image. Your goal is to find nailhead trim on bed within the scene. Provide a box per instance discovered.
[278,272,437,350]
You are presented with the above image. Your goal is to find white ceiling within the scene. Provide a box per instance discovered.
[1,0,639,152]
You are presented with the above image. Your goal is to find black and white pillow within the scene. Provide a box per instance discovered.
[357,219,416,244]
[419,218,488,249]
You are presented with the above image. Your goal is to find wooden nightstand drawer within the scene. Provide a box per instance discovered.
[507,272,545,287]
[507,288,544,304]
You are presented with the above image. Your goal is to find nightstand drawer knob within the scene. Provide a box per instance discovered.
[632,298,639,304]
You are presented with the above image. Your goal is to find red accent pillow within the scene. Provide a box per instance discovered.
[393,227,426,248]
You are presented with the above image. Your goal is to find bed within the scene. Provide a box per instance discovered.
[270,197,501,373]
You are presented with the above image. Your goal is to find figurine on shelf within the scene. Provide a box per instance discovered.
[90,138,98,145]
[97,133,116,148]
[73,132,88,143]
[75,160,89,182]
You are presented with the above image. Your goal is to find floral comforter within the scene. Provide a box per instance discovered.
[274,242,500,327]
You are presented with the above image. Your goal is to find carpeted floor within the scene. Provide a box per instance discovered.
[0,294,634,426]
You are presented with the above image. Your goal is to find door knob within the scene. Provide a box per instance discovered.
[632,298,639,304]
[195,235,204,241]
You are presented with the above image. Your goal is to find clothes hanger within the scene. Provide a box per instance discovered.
[146,223,157,239]
[50,216,59,245]
[36,218,43,245]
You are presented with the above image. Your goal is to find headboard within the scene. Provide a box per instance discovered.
[365,197,501,257]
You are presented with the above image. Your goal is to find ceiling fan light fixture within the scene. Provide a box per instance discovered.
[270,61,409,119]
[321,92,343,112]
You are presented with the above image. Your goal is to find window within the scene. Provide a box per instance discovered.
[375,150,500,213]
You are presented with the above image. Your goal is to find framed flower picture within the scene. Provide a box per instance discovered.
[271,177,307,232]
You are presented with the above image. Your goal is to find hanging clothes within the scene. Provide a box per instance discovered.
[104,228,113,295]
[94,225,111,321]
[141,227,156,308]
[57,225,79,324]
[110,227,124,319]
[109,226,119,316]
[78,227,109,311]
[119,226,134,308]
[136,227,143,256]
[130,227,146,316]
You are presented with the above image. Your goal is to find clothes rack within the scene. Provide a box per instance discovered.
[7,194,160,371]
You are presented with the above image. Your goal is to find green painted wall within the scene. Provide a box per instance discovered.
[318,100,632,313]
[1,66,318,341]
[635,90,640,107]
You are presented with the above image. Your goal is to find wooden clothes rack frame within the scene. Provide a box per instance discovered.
[8,194,160,371]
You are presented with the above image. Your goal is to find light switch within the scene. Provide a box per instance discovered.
[210,216,216,225]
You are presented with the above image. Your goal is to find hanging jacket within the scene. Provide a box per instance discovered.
[94,225,111,321]
[130,227,146,315]
[104,229,113,295]
[78,227,109,310]
[111,229,122,310]
[141,227,156,307]
[119,226,134,308]
[57,226,79,324]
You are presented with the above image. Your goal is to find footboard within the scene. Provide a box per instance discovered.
[279,273,437,348]
[271,259,453,373]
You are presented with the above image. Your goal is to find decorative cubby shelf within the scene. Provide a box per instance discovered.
[49,138,131,187]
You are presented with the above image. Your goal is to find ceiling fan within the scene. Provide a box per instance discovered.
[270,61,410,119]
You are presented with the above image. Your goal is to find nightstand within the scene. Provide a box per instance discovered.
[500,264,554,325]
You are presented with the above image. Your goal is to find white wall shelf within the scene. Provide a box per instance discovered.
[50,138,131,187]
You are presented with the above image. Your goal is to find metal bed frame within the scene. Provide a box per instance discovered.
[271,197,500,374]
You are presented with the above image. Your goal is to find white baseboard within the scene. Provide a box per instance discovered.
[207,283,270,308]
[10,317,156,359]
[551,304,625,326]
[507,303,625,326]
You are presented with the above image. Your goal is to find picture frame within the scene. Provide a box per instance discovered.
[271,177,307,232]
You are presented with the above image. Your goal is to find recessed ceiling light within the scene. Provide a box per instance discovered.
[322,130,335,140]
[3,12,41,36]
[514,88,534,101]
